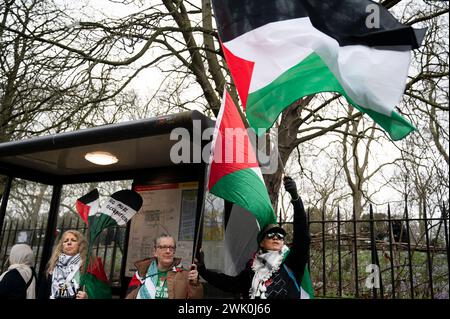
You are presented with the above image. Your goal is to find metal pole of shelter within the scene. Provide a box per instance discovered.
[0,176,13,238]
[37,183,62,294]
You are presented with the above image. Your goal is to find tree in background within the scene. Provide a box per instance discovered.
[0,0,448,230]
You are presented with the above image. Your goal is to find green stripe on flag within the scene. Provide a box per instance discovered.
[246,52,415,141]
[80,273,112,299]
[210,168,276,228]
[89,213,118,242]
[358,106,416,141]
[301,266,314,299]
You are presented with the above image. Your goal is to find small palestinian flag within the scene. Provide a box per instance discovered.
[207,89,276,228]
[76,189,99,225]
[80,257,112,299]
[88,189,143,242]
[211,0,426,140]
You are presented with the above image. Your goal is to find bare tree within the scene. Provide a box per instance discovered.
[390,1,449,222]
[1,0,448,214]
[0,0,136,142]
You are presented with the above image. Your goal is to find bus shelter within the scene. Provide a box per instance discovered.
[0,110,216,297]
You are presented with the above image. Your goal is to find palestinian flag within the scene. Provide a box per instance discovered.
[211,0,426,140]
[80,257,112,299]
[88,189,143,241]
[300,267,314,299]
[207,89,276,228]
[76,189,100,225]
[78,190,142,296]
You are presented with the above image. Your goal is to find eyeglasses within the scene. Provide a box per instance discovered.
[156,245,176,252]
[265,232,285,240]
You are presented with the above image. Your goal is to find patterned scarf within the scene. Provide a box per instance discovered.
[137,259,180,299]
[137,260,159,299]
[50,253,81,299]
[249,245,290,299]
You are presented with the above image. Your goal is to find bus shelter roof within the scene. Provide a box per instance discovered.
[0,111,214,184]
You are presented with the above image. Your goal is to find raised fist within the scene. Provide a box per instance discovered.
[283,176,299,200]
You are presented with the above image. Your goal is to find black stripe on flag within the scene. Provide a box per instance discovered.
[212,0,308,42]
[78,188,99,205]
[212,0,425,49]
[301,0,425,49]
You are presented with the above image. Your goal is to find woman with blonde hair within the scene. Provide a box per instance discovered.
[43,230,109,299]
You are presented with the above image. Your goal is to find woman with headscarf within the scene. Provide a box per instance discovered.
[0,244,36,299]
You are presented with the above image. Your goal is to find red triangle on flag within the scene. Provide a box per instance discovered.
[208,90,259,190]
[76,200,90,225]
[221,43,254,110]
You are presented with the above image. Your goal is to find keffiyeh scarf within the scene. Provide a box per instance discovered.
[249,245,290,299]
[50,253,81,299]
[136,260,159,299]
[137,260,180,299]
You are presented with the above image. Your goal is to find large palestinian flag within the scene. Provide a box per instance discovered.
[211,0,426,140]
[207,89,276,228]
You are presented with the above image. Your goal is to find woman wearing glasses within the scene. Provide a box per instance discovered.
[195,176,311,299]
[125,234,203,299]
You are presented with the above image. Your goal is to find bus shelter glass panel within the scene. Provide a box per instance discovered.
[0,178,53,275]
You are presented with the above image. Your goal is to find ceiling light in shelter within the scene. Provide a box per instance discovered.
[85,151,118,165]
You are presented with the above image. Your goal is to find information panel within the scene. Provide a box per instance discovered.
[125,182,198,277]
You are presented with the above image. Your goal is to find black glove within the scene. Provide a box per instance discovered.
[283,176,299,200]
[194,249,205,269]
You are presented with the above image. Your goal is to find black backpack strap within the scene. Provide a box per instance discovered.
[25,267,36,289]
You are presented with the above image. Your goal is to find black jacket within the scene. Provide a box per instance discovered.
[0,268,36,299]
[198,198,310,298]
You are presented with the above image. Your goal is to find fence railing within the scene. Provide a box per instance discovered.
[0,217,126,287]
[280,202,449,299]
[1,202,449,299]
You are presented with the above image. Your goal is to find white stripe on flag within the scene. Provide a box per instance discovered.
[300,287,310,299]
[104,197,138,226]
[225,17,410,116]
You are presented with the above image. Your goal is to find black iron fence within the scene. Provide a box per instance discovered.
[0,217,126,288]
[1,202,449,299]
[280,202,449,299]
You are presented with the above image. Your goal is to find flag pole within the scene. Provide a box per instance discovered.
[191,170,209,265]
[191,85,229,265]
[84,229,93,274]
[228,87,249,130]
